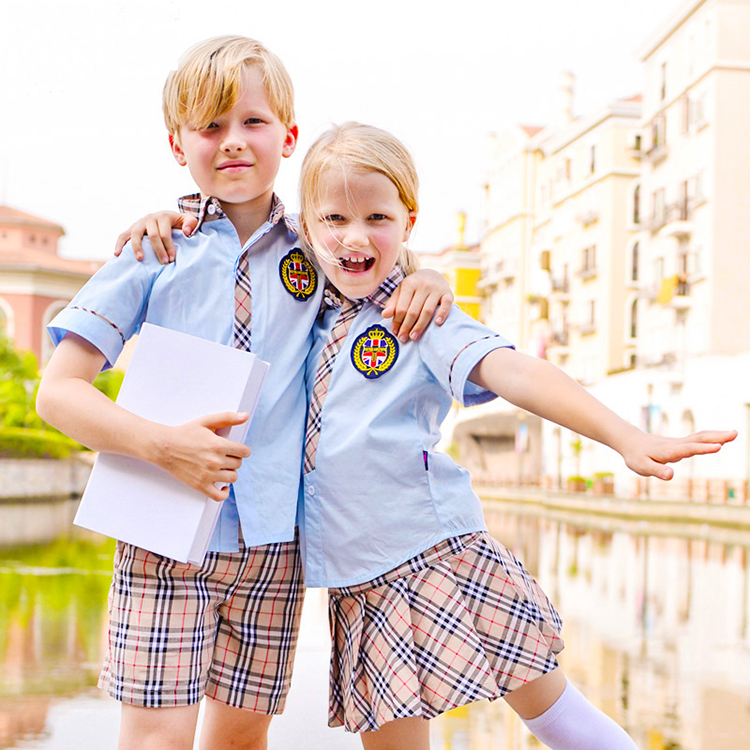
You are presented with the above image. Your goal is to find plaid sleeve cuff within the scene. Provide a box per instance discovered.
[448,336,514,406]
[47,306,127,370]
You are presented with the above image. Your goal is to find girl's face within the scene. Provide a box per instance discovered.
[306,168,416,299]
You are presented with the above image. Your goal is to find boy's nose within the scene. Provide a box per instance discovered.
[221,126,248,153]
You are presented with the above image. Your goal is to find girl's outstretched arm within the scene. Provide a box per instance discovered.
[37,334,250,500]
[470,347,736,480]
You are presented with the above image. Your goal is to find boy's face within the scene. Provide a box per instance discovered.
[170,66,297,217]
[306,168,416,299]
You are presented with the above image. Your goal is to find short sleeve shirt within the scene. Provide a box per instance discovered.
[300,293,513,588]
[48,196,324,551]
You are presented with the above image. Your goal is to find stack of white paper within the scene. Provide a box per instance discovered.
[74,323,269,564]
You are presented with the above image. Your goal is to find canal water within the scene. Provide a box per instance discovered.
[1,504,750,750]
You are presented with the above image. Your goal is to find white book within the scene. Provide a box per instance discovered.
[74,323,269,565]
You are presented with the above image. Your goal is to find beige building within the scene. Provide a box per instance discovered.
[444,0,750,492]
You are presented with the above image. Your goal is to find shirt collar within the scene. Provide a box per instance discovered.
[176,193,297,233]
[322,265,406,312]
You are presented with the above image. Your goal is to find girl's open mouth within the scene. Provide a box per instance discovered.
[339,256,375,273]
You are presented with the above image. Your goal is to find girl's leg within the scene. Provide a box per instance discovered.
[359,717,430,750]
[505,668,639,750]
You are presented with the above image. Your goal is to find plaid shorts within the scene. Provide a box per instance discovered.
[328,532,564,732]
[99,532,304,713]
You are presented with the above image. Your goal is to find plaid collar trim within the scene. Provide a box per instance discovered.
[321,265,406,312]
[176,193,296,233]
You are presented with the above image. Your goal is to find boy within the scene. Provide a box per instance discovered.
[37,37,450,750]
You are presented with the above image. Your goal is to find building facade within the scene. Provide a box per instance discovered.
[0,206,101,365]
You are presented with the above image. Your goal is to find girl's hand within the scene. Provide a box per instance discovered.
[114,211,199,264]
[154,411,252,502]
[618,429,737,481]
[382,268,454,342]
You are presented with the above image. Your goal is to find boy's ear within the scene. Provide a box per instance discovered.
[169,134,187,166]
[403,211,417,241]
[282,124,299,159]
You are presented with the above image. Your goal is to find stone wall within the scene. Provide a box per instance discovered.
[0,457,93,546]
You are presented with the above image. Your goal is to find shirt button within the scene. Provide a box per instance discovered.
[308,486,315,496]
[207,203,217,215]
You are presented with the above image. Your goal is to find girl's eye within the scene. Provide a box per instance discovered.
[369,214,388,221]
[323,215,345,223]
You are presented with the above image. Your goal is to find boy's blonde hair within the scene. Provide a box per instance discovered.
[299,122,420,275]
[163,36,295,135]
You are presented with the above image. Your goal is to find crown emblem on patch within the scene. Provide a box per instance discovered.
[279,248,317,300]
[351,324,399,379]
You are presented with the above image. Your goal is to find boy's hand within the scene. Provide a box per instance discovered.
[114,211,198,264]
[155,411,252,502]
[618,429,737,481]
[382,268,454,343]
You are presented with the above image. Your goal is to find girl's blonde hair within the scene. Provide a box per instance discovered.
[163,36,295,135]
[299,122,420,275]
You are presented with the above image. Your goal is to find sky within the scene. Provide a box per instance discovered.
[0,0,686,260]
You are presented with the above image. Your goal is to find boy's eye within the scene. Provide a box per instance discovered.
[245,118,263,125]
[205,122,219,130]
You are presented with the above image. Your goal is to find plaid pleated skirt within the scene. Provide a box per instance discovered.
[327,532,564,733]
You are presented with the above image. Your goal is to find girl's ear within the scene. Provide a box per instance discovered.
[403,211,417,242]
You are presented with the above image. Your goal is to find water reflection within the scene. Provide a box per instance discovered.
[0,535,113,749]
[429,505,750,750]
[3,511,750,749]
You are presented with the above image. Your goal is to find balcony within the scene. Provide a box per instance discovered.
[549,276,570,301]
[658,201,695,239]
[576,265,598,281]
[546,329,570,349]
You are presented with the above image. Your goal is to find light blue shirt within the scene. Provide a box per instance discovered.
[300,291,513,588]
[48,198,324,551]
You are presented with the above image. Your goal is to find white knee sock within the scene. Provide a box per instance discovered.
[521,680,638,750]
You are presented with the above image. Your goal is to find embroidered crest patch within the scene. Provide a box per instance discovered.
[351,325,399,379]
[279,248,318,300]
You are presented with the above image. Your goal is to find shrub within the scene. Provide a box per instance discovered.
[0,427,84,459]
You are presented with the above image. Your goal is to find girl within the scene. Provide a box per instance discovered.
[296,122,736,750]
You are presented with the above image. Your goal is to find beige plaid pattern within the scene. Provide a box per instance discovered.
[234,251,252,351]
[303,293,363,473]
[327,532,564,732]
[99,534,305,712]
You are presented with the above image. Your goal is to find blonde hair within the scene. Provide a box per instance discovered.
[163,36,295,135]
[299,122,420,275]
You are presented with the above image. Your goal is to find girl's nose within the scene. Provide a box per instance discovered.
[342,223,368,248]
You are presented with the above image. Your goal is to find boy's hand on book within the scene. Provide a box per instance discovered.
[617,429,737,481]
[114,211,198,264]
[383,268,454,343]
[155,412,251,502]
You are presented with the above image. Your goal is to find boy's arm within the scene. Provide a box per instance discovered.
[382,269,454,343]
[470,347,736,479]
[114,213,454,341]
[37,334,251,501]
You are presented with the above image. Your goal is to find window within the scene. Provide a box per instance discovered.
[582,245,596,273]
[633,185,641,225]
[660,61,667,101]
[630,300,638,339]
[682,96,690,134]
[631,242,639,282]
[589,145,596,175]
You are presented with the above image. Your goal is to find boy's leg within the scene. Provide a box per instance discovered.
[199,698,274,750]
[119,704,200,750]
[359,717,430,750]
